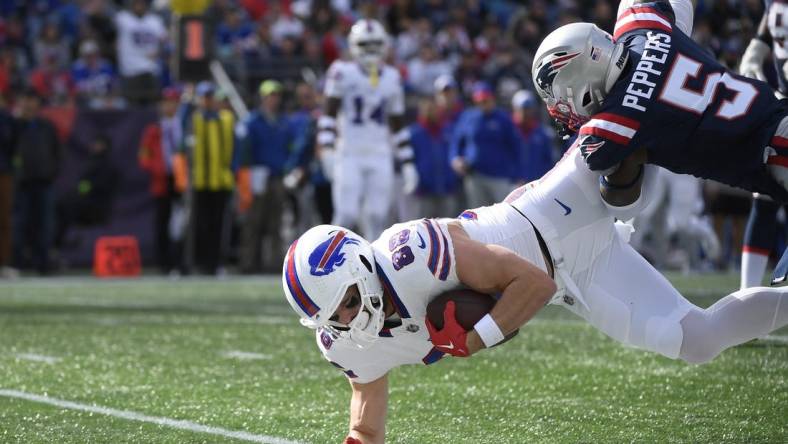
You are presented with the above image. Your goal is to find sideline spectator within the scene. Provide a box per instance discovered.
[186,82,235,275]
[406,45,452,96]
[139,88,185,274]
[0,46,27,101]
[33,20,70,70]
[237,80,294,273]
[0,93,17,278]
[216,7,256,56]
[450,81,525,208]
[287,81,333,227]
[395,17,431,62]
[55,134,118,250]
[115,0,167,105]
[435,19,472,67]
[269,2,304,45]
[71,40,120,109]
[434,74,465,131]
[410,97,458,218]
[13,89,60,274]
[30,53,73,105]
[511,89,555,182]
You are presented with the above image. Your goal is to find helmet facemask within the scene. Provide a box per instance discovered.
[283,225,387,349]
[322,279,386,349]
[349,19,389,68]
[532,23,628,136]
[352,39,386,67]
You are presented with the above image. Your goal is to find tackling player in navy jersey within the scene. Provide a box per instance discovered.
[531,0,788,282]
[738,1,788,288]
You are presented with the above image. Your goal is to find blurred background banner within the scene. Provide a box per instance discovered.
[55,107,157,267]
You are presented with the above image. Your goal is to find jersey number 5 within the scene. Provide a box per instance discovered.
[352,96,387,125]
[660,54,758,120]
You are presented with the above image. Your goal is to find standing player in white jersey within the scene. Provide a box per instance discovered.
[318,19,418,240]
[738,0,788,288]
[115,0,167,104]
[283,144,788,443]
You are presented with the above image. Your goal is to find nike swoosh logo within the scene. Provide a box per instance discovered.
[554,198,572,216]
[416,232,426,249]
[436,341,454,350]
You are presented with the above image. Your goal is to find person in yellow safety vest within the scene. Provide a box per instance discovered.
[184,81,235,275]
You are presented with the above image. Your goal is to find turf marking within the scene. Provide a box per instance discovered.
[0,389,304,444]
[223,350,272,360]
[15,353,61,364]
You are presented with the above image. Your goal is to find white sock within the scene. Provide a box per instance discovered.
[679,286,788,363]
[741,251,769,289]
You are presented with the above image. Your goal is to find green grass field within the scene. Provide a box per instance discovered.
[0,273,786,443]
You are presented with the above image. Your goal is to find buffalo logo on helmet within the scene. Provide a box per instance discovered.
[308,230,361,276]
[535,51,581,98]
[459,210,478,220]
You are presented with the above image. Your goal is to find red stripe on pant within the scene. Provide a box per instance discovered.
[767,155,788,168]
[743,245,771,256]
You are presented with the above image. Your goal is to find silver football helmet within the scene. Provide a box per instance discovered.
[348,18,389,66]
[532,22,628,134]
[282,225,385,348]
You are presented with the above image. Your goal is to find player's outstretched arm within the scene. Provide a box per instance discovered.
[345,374,389,444]
[447,224,557,354]
[599,146,648,207]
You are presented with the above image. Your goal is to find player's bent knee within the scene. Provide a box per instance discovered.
[676,311,721,364]
[678,346,719,365]
[645,317,685,359]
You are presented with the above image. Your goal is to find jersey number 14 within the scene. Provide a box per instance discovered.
[352,96,387,125]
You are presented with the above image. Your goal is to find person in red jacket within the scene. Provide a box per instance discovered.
[139,87,186,274]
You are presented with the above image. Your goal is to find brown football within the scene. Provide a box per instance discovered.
[426,289,518,346]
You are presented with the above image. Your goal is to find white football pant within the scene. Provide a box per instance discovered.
[332,153,393,240]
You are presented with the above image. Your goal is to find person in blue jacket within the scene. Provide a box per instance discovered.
[511,89,557,183]
[410,97,459,218]
[449,81,526,208]
[286,81,333,225]
[237,79,296,273]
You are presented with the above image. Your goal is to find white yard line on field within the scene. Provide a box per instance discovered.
[0,389,304,444]
[14,353,61,364]
[222,351,272,360]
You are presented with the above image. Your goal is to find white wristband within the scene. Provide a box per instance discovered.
[473,314,505,348]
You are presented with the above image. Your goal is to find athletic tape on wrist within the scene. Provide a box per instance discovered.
[317,131,335,146]
[600,164,643,190]
[394,127,410,144]
[474,314,505,348]
[396,146,414,163]
[317,115,336,129]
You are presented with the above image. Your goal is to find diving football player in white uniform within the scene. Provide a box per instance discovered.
[283,145,788,443]
[318,19,418,240]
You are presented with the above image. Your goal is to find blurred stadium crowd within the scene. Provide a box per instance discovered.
[0,0,776,277]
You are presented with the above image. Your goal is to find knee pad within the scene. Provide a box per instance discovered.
[675,310,721,364]
[645,316,685,359]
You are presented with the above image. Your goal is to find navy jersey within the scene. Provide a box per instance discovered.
[580,1,788,200]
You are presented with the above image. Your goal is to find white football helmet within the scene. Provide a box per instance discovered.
[282,225,385,348]
[532,23,628,134]
[348,18,389,66]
